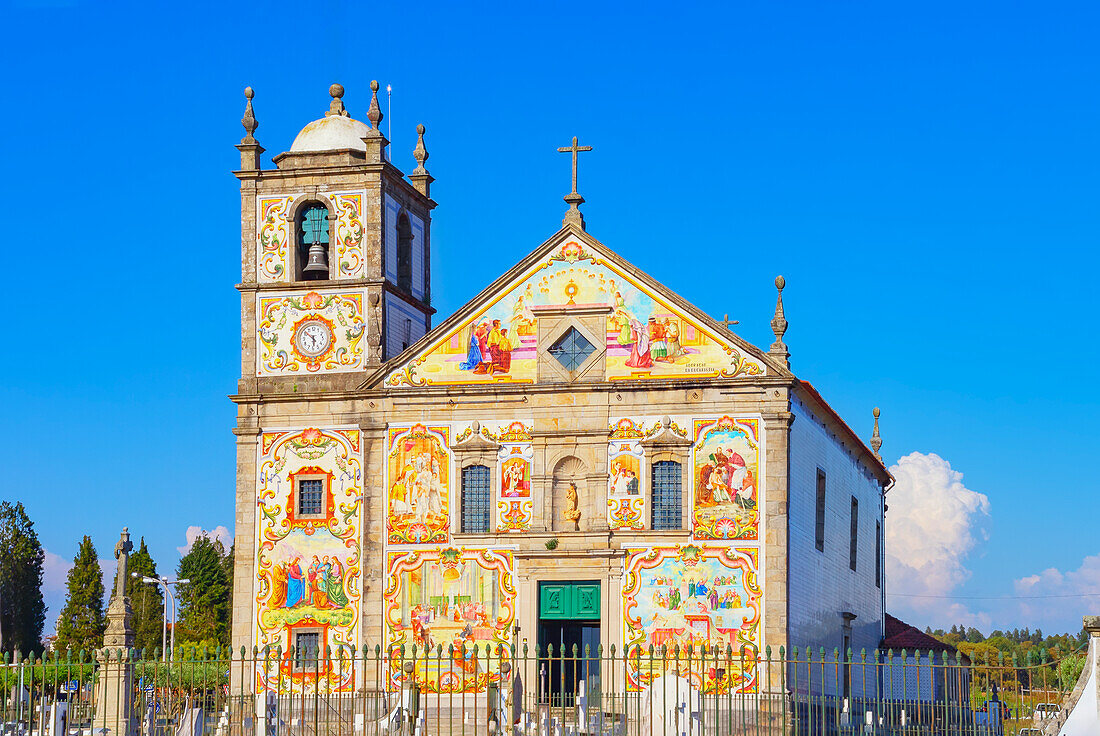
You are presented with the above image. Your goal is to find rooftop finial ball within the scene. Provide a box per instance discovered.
[775,275,786,290]
[371,80,380,92]
[244,86,254,99]
[417,123,426,135]
[873,407,881,418]
[329,83,344,99]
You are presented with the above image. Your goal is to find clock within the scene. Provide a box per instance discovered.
[293,318,334,359]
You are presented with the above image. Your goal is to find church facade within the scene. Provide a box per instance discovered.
[229,83,891,697]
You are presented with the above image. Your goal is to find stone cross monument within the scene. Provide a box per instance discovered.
[93,527,137,736]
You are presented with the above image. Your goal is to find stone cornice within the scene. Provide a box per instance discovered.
[228,374,799,405]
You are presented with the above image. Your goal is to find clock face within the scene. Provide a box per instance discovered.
[294,320,333,358]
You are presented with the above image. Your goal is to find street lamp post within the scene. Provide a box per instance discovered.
[132,574,190,661]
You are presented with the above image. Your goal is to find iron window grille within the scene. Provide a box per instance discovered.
[651,461,682,530]
[815,469,826,552]
[461,465,491,533]
[548,328,595,372]
[298,479,324,516]
[849,496,859,571]
[294,631,321,668]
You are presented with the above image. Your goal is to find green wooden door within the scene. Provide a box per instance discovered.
[539,582,600,619]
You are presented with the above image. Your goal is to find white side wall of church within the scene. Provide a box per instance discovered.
[384,293,428,358]
[787,396,884,694]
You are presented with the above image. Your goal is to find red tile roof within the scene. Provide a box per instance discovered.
[882,614,957,653]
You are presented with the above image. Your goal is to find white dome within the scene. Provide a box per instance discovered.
[289,115,370,153]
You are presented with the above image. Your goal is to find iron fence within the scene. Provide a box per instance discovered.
[0,643,1076,736]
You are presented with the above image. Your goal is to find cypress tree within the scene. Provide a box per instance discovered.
[54,536,105,654]
[127,538,164,654]
[0,501,46,654]
[177,535,231,648]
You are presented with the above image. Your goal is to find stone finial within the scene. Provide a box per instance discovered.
[326,83,349,117]
[413,124,429,175]
[769,275,790,367]
[410,123,435,198]
[240,86,258,144]
[366,80,384,133]
[870,407,883,460]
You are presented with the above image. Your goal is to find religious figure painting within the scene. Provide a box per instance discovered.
[500,456,530,498]
[384,548,516,693]
[385,237,765,388]
[622,545,761,694]
[608,438,645,530]
[386,424,451,545]
[253,426,363,693]
[262,530,354,625]
[692,417,762,541]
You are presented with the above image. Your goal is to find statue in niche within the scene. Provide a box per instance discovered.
[563,482,582,531]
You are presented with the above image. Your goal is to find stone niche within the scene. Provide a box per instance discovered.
[551,455,588,531]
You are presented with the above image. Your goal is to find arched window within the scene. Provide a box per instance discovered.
[461,464,491,533]
[651,460,682,530]
[297,202,330,280]
[396,212,413,292]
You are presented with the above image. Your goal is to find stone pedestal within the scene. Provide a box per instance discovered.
[93,529,138,736]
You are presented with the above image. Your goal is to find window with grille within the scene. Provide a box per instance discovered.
[651,461,682,530]
[815,469,826,552]
[396,212,413,293]
[298,479,324,516]
[297,203,330,280]
[294,632,321,668]
[849,497,859,572]
[461,465,491,533]
[875,521,882,588]
[548,327,595,371]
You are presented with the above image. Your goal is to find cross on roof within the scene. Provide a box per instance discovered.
[558,136,593,196]
[720,314,739,331]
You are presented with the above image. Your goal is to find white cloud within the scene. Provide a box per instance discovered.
[177,525,233,556]
[886,451,993,629]
[1012,554,1100,630]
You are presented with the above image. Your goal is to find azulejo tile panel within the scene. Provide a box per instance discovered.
[257,196,293,282]
[383,547,516,693]
[253,427,363,693]
[384,238,765,388]
[622,545,762,694]
[692,416,762,541]
[255,191,366,283]
[386,424,451,545]
[257,290,365,375]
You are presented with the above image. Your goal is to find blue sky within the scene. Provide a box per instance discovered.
[2,0,1097,635]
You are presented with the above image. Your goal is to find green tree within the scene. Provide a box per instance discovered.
[0,501,46,654]
[54,536,105,654]
[126,538,164,654]
[177,535,231,648]
[1057,654,1086,691]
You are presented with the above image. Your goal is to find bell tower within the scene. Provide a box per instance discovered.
[234,82,435,393]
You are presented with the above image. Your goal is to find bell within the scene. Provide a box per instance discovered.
[303,243,329,277]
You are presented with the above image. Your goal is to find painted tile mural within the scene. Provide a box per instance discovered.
[257,290,365,375]
[386,424,451,545]
[255,191,366,283]
[257,195,293,282]
[329,191,366,279]
[493,421,534,532]
[253,427,363,693]
[384,238,765,387]
[692,416,762,541]
[607,419,647,530]
[384,548,516,692]
[622,545,762,694]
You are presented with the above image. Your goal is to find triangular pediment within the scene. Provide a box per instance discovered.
[368,226,785,389]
